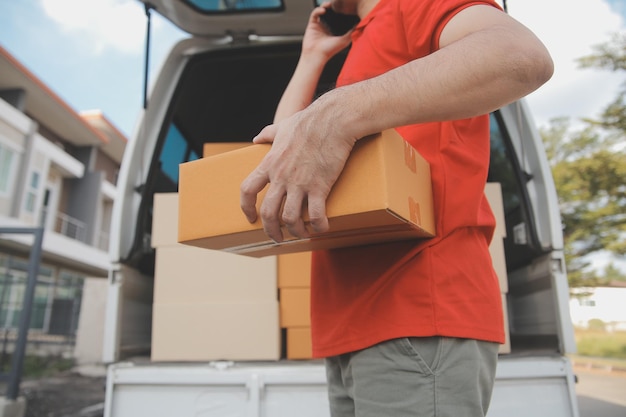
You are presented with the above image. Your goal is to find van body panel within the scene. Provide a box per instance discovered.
[497,101,564,252]
[140,0,311,37]
[104,357,579,417]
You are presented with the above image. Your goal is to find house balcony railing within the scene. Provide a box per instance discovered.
[53,212,87,243]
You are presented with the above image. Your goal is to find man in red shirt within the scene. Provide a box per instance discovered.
[241,1,553,416]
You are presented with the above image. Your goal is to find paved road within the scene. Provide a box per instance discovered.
[575,368,626,417]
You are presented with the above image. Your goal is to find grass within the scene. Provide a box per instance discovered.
[22,355,75,378]
[572,327,626,364]
[569,354,626,370]
[0,354,75,379]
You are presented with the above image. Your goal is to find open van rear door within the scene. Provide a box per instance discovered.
[140,0,312,37]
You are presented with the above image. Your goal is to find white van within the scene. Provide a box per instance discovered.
[102,1,580,416]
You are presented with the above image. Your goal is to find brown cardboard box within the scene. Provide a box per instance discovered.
[151,301,280,361]
[485,183,508,292]
[277,252,311,288]
[152,193,180,248]
[490,238,508,293]
[154,245,277,304]
[178,129,435,257]
[203,142,251,158]
[280,288,310,328]
[485,183,506,238]
[286,327,313,360]
[499,292,511,354]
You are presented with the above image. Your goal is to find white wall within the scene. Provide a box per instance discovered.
[74,277,108,365]
[569,287,626,331]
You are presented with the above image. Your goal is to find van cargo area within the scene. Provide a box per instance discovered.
[103,26,578,417]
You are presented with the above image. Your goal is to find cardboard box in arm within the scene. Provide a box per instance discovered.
[178,129,435,257]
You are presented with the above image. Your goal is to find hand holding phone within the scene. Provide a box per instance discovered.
[319,7,360,36]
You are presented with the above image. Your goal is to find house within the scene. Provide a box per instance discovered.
[0,44,126,364]
[570,285,626,332]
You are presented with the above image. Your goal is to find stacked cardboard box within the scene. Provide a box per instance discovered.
[274,183,512,357]
[278,252,313,360]
[150,192,280,361]
[485,183,511,354]
[165,138,508,358]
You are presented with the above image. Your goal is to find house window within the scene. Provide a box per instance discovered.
[580,298,596,307]
[0,255,53,331]
[48,270,83,336]
[0,255,83,335]
[0,142,16,195]
[24,171,40,213]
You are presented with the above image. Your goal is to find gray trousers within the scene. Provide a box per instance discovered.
[325,337,499,417]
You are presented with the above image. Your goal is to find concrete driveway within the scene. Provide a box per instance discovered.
[575,368,626,417]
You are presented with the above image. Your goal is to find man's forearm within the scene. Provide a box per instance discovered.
[306,8,553,141]
[274,54,330,123]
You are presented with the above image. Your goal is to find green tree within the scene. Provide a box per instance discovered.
[541,119,626,288]
[540,32,626,288]
[578,32,626,133]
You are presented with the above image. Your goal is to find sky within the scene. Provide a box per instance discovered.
[0,0,625,138]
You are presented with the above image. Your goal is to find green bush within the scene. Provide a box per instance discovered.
[587,318,606,331]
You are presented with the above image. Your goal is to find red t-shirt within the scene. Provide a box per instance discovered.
[310,0,505,358]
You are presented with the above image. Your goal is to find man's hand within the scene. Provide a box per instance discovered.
[240,2,555,244]
[303,2,353,59]
[240,111,356,243]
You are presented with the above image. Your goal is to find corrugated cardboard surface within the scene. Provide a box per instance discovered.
[154,245,277,304]
[484,183,511,354]
[178,129,435,257]
[277,252,311,288]
[151,191,281,361]
[286,327,313,360]
[151,301,280,361]
[485,183,508,292]
[279,288,310,328]
[489,238,508,293]
[203,142,251,158]
[485,183,507,239]
[152,193,181,248]
[500,293,511,354]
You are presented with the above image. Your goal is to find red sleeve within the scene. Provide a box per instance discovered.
[398,0,503,54]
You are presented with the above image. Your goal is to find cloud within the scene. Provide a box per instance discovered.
[507,0,625,127]
[36,0,625,130]
[40,0,162,55]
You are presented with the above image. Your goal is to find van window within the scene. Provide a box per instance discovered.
[488,112,544,271]
[159,124,199,186]
[185,0,283,12]
[488,113,520,213]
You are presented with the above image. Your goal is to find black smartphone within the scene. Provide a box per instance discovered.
[319,7,360,36]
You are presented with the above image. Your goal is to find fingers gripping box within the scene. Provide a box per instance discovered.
[178,129,435,257]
